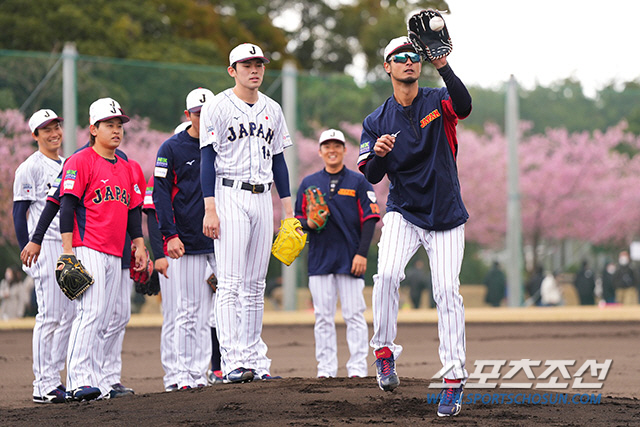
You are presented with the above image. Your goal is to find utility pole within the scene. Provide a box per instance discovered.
[505,75,523,306]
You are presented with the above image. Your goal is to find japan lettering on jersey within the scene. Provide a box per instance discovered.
[60,148,143,256]
[200,88,292,184]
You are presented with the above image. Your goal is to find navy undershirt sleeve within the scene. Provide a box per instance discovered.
[146,211,165,260]
[12,201,31,250]
[59,195,78,234]
[438,64,472,117]
[356,218,377,257]
[272,153,291,198]
[30,200,60,245]
[360,155,387,184]
[127,207,143,240]
[200,144,217,198]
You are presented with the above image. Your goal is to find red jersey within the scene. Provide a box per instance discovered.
[60,147,143,256]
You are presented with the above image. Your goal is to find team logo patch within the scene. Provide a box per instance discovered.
[65,170,77,180]
[51,177,61,188]
[338,188,356,197]
[145,186,153,196]
[156,157,168,167]
[359,141,370,154]
[367,191,377,203]
[133,184,141,194]
[63,180,74,190]
[22,183,32,193]
[420,109,441,128]
[144,194,153,205]
[154,166,168,178]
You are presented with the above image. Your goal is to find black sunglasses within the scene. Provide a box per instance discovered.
[389,52,421,63]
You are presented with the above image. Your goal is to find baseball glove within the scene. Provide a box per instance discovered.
[407,9,452,62]
[271,218,307,266]
[304,186,329,230]
[143,270,161,296]
[55,254,94,300]
[130,247,154,295]
[207,272,217,293]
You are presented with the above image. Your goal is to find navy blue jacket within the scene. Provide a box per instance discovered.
[153,130,213,255]
[358,65,471,231]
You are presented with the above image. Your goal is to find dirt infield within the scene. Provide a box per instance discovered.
[1,312,640,425]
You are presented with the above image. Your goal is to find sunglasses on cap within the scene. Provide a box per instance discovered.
[389,52,421,63]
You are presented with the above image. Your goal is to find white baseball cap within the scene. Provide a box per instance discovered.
[174,121,191,134]
[29,109,63,133]
[229,43,270,66]
[186,87,214,112]
[383,36,414,61]
[89,97,130,125]
[319,129,346,145]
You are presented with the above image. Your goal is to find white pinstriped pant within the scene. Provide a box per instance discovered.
[100,269,132,388]
[173,253,214,387]
[160,258,179,388]
[309,274,369,377]
[214,184,272,375]
[27,238,74,397]
[66,246,121,395]
[370,212,468,380]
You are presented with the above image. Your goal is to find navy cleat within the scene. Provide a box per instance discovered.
[71,386,101,402]
[223,368,254,384]
[374,347,399,392]
[33,387,67,404]
[437,381,463,417]
[108,383,134,399]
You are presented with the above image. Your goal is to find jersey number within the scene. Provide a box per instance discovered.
[262,146,271,160]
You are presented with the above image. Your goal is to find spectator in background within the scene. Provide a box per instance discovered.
[403,259,433,309]
[573,260,596,305]
[483,261,506,307]
[599,260,616,304]
[526,265,544,306]
[540,270,563,306]
[0,266,33,320]
[613,250,636,305]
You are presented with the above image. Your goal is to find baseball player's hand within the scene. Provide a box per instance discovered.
[20,242,42,267]
[155,257,169,278]
[133,245,149,272]
[351,254,367,277]
[431,57,447,69]
[203,210,220,240]
[167,237,185,259]
[374,134,396,157]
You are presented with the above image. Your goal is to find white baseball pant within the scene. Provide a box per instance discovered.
[309,274,369,377]
[101,269,132,387]
[370,212,467,380]
[160,258,179,389]
[29,239,74,397]
[66,246,121,395]
[214,184,272,375]
[173,253,214,387]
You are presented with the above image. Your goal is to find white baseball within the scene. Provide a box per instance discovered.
[430,16,445,32]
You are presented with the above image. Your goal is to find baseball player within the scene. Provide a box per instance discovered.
[153,88,216,389]
[357,36,472,417]
[295,129,380,378]
[200,43,293,383]
[21,128,141,400]
[144,175,181,391]
[59,97,147,401]
[13,109,73,404]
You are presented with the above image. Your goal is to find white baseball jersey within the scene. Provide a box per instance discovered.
[370,212,468,380]
[13,151,64,240]
[200,88,292,182]
[14,151,74,399]
[200,88,290,376]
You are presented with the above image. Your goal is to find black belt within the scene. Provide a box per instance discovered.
[222,178,271,194]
